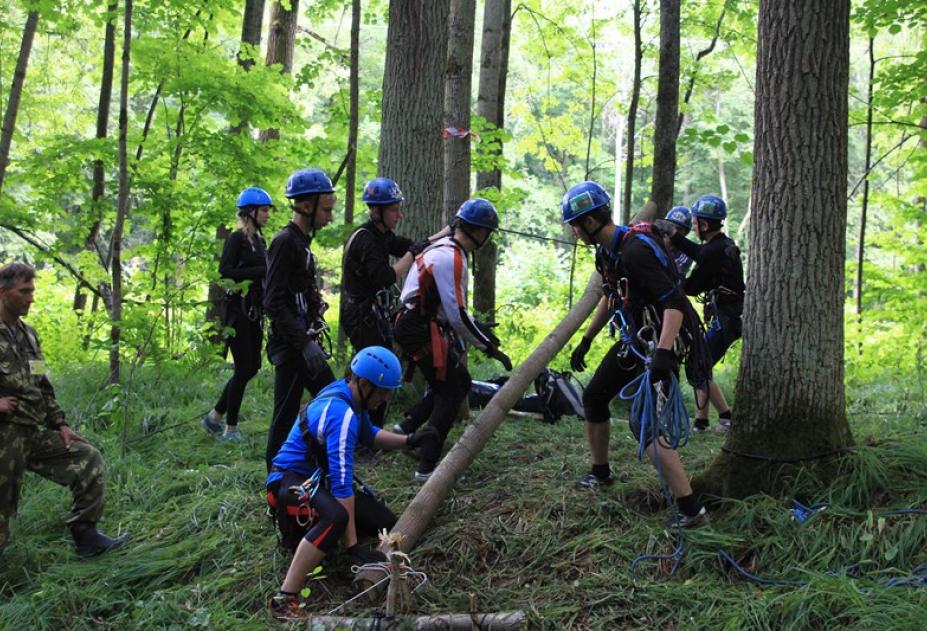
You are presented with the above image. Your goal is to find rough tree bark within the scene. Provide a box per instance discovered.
[75,2,118,313]
[110,0,133,385]
[622,0,642,225]
[695,0,853,498]
[472,0,511,318]
[378,0,451,239]
[443,0,475,225]
[649,0,680,218]
[260,0,299,142]
[0,10,39,193]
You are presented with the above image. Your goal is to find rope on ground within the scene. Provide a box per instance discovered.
[718,504,927,589]
[325,560,429,616]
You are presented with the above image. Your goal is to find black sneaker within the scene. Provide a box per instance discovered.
[718,418,732,433]
[577,472,614,488]
[692,419,709,434]
[71,524,131,558]
[663,506,710,529]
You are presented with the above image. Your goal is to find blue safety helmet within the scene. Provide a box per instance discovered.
[285,168,335,199]
[236,187,274,214]
[561,181,611,224]
[362,177,404,205]
[666,206,692,231]
[456,198,499,231]
[691,194,727,221]
[350,346,402,390]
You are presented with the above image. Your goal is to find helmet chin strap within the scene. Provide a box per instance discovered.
[458,222,488,249]
[575,216,606,243]
[293,196,320,241]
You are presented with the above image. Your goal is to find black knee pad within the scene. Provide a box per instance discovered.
[582,390,611,424]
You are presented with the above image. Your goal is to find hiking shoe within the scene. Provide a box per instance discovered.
[269,592,307,622]
[71,524,131,558]
[202,413,223,435]
[718,418,732,433]
[692,419,709,434]
[663,506,710,529]
[413,469,434,483]
[221,427,242,442]
[577,472,614,488]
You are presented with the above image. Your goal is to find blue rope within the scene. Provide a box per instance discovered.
[719,506,927,589]
[624,355,692,579]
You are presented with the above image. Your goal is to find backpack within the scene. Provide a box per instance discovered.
[534,369,585,423]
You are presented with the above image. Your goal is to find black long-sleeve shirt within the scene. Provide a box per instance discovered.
[341,220,412,299]
[264,222,323,356]
[671,232,744,303]
[218,230,266,310]
[597,228,689,320]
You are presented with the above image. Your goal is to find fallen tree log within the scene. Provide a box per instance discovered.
[299,611,527,630]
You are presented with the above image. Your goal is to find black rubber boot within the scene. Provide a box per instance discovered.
[70,523,131,558]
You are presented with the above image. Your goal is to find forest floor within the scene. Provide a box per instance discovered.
[2,362,927,630]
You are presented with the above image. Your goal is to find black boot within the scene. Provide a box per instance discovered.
[70,522,131,558]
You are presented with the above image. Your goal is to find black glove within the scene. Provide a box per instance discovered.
[408,238,431,256]
[345,544,388,566]
[405,425,440,449]
[301,340,328,377]
[570,337,592,372]
[487,346,513,371]
[475,321,501,348]
[648,348,677,383]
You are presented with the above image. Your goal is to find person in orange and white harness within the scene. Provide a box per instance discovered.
[266,346,438,622]
[393,198,513,483]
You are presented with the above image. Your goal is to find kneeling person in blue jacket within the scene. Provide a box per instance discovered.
[267,346,437,622]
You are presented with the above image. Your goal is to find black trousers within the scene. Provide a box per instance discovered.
[395,310,470,473]
[583,341,642,425]
[214,316,263,425]
[266,355,336,472]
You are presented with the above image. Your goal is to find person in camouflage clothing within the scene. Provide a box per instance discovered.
[0,263,130,557]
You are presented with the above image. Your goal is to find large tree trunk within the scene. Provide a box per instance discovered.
[110,0,133,385]
[649,0,680,218]
[622,0,642,225]
[260,0,299,142]
[75,2,118,313]
[472,0,511,318]
[378,0,451,239]
[0,10,39,193]
[695,0,853,498]
[443,0,475,224]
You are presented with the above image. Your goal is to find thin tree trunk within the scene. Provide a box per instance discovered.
[443,0,475,225]
[622,0,642,225]
[676,6,725,137]
[208,0,265,345]
[649,0,680,218]
[260,1,300,142]
[717,101,728,201]
[344,0,360,226]
[854,37,875,316]
[695,0,853,498]
[337,0,362,356]
[472,0,511,318]
[0,10,39,193]
[378,0,451,239]
[76,2,119,313]
[110,0,133,385]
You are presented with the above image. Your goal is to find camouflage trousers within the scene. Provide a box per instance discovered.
[0,422,105,551]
